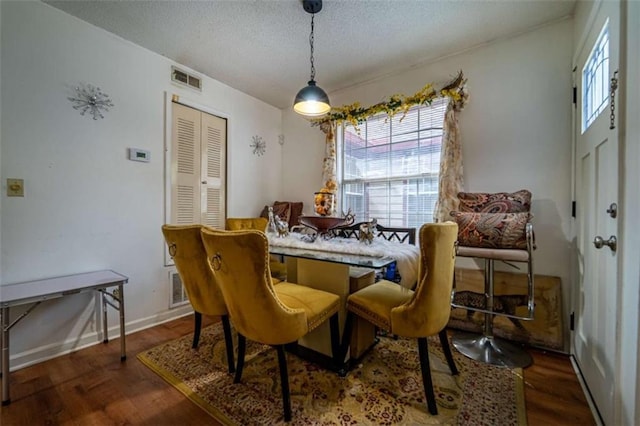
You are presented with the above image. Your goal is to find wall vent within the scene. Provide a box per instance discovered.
[169,270,189,308]
[171,66,202,91]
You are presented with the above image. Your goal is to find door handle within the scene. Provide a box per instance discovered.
[593,235,617,252]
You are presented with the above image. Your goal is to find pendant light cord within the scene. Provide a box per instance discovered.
[309,14,316,81]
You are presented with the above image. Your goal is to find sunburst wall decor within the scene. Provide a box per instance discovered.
[68,83,114,120]
[250,135,266,156]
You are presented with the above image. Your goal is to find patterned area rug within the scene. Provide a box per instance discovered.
[138,323,526,425]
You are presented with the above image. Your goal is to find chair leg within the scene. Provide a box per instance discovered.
[417,337,438,415]
[276,345,292,422]
[234,333,246,384]
[221,315,235,374]
[339,312,354,364]
[192,311,202,349]
[438,329,458,375]
[329,313,340,363]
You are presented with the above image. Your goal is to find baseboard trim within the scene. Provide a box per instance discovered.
[7,306,193,372]
[570,354,604,425]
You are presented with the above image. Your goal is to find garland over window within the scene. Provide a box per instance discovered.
[314,71,467,127]
[314,71,468,224]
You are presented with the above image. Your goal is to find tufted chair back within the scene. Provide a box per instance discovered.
[225,217,287,281]
[161,224,236,373]
[225,217,268,232]
[200,228,307,344]
[162,224,227,317]
[200,227,341,422]
[390,222,459,337]
[342,222,460,416]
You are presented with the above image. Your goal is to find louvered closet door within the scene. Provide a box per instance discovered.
[200,112,226,229]
[171,103,202,224]
[171,102,227,227]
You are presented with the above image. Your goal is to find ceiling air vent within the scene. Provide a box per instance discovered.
[171,66,202,91]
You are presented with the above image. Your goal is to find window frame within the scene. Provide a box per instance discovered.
[337,98,447,228]
[581,19,610,133]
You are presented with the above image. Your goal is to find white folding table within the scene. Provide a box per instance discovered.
[0,270,128,405]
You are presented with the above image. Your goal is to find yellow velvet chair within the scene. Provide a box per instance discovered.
[225,217,268,232]
[225,217,287,280]
[200,228,341,422]
[161,224,235,373]
[340,222,459,415]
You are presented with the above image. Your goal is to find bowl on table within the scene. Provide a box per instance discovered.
[299,216,347,234]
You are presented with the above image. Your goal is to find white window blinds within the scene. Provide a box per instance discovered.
[340,98,447,227]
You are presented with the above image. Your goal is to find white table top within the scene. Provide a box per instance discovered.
[0,270,128,307]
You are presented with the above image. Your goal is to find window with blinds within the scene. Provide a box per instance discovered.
[339,98,447,228]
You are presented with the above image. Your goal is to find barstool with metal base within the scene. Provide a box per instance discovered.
[451,222,535,368]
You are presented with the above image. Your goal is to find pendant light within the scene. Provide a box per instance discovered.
[293,0,331,117]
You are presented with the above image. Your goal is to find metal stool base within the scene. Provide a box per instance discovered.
[452,331,532,368]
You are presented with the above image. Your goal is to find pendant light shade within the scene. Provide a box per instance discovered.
[294,0,330,117]
[294,80,331,117]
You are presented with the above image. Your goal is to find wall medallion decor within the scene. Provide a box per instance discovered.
[250,135,266,156]
[68,83,114,120]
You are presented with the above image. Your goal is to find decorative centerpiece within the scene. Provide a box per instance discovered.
[299,215,348,235]
[300,188,356,240]
[314,188,336,216]
[358,218,377,244]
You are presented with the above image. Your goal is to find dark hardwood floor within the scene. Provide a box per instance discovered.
[0,315,594,425]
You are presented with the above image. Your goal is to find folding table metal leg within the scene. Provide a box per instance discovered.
[119,284,126,360]
[100,285,126,361]
[102,290,109,343]
[2,307,10,405]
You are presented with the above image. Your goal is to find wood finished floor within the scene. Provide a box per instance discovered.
[0,315,594,425]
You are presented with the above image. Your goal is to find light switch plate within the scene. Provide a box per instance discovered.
[7,178,24,197]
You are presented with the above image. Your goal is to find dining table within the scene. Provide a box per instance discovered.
[268,232,420,371]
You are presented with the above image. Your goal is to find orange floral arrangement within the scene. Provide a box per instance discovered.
[314,189,336,216]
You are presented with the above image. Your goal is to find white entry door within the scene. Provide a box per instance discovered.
[573,1,621,424]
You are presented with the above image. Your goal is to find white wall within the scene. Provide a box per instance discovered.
[283,19,574,348]
[0,1,282,368]
[281,113,327,214]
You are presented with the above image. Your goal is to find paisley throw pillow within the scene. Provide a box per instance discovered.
[450,211,530,249]
[457,189,531,213]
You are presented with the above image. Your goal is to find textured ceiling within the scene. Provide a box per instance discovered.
[45,0,576,110]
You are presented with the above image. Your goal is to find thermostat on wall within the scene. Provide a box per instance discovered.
[128,148,150,163]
